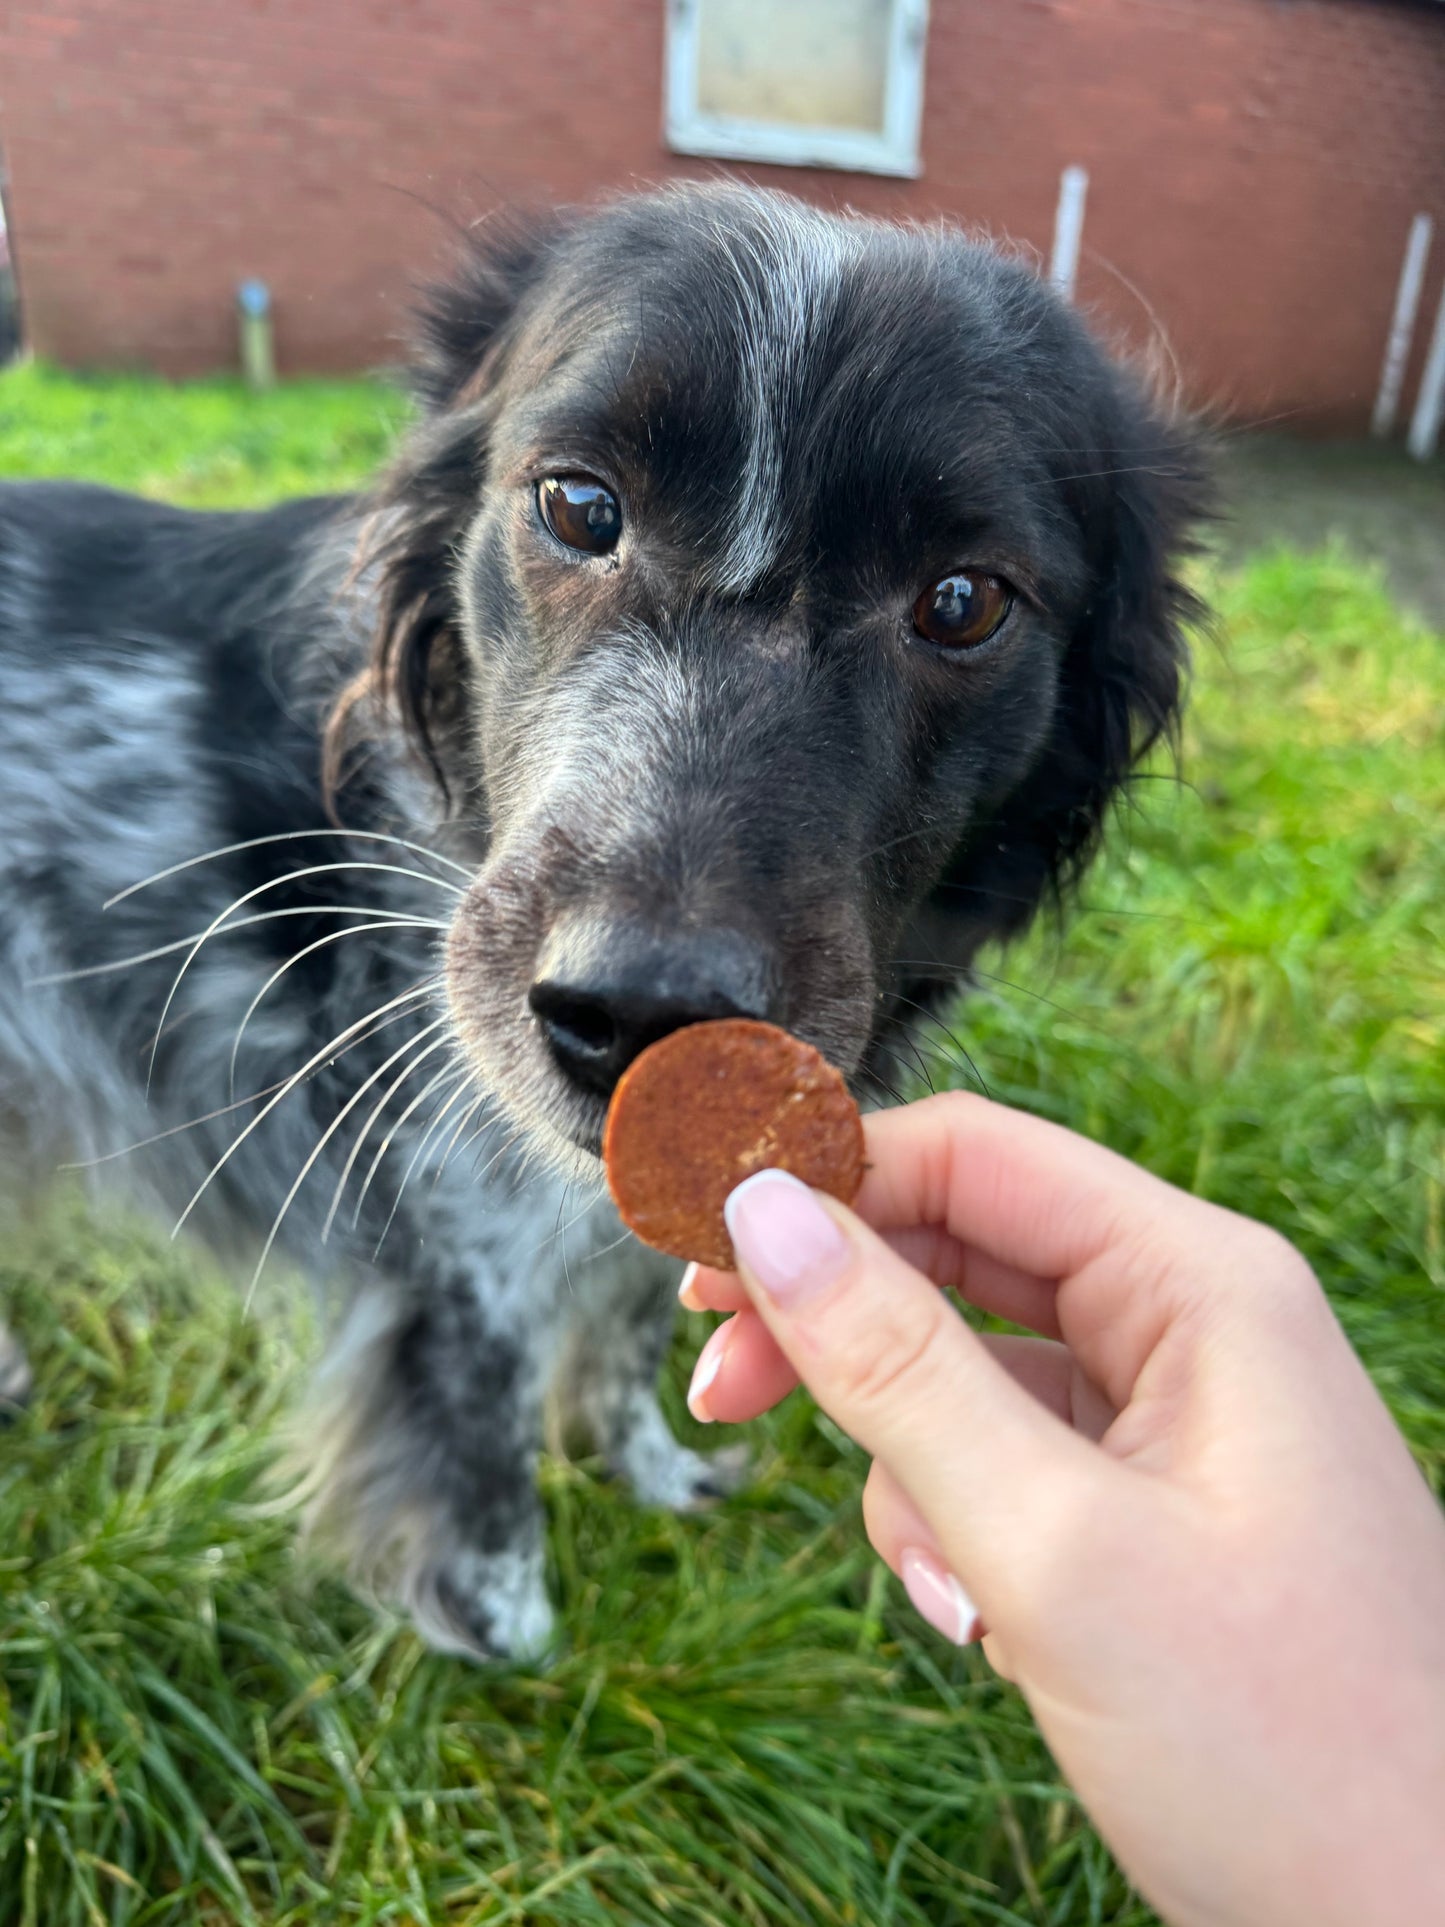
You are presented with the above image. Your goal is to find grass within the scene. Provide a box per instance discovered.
[0,362,408,506]
[1,363,1442,1924]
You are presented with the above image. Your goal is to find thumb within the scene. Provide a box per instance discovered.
[723,1168,1100,1590]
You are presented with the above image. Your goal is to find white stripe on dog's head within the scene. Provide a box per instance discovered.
[698,196,862,596]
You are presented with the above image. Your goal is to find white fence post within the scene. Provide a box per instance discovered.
[1406,275,1445,463]
[1049,165,1088,302]
[1372,213,1432,439]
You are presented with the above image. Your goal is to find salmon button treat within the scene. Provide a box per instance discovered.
[602,1017,865,1271]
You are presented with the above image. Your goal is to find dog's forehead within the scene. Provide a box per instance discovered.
[505,192,1070,589]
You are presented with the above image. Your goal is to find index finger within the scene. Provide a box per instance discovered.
[855,1092,1205,1280]
[678,1090,1166,1325]
[857,1092,1281,1411]
[681,1222,1063,1337]
[684,1090,1222,1365]
[684,1088,1173,1321]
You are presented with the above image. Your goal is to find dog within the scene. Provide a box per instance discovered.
[0,183,1206,1657]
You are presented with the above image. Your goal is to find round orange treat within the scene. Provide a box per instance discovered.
[602,1018,865,1270]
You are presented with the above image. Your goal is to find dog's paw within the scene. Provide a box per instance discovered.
[409,1544,557,1664]
[624,1436,752,1512]
[0,1323,31,1418]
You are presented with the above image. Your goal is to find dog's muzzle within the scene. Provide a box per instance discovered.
[527,916,779,1102]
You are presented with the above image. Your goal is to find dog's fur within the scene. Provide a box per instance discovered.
[0,185,1206,1656]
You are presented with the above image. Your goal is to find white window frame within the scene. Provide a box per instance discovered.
[664,0,929,180]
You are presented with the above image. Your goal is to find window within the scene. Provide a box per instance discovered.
[664,0,929,180]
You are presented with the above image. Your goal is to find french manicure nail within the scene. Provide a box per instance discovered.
[899,1546,981,1645]
[678,1262,701,1308]
[722,1168,850,1306]
[686,1323,729,1422]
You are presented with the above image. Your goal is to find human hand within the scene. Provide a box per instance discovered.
[679,1093,1445,1927]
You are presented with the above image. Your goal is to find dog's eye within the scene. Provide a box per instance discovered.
[912,571,1013,650]
[536,476,622,555]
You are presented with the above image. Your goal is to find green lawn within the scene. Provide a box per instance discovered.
[0,362,408,506]
[1,366,1442,1926]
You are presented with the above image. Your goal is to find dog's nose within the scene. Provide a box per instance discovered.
[529,922,778,1101]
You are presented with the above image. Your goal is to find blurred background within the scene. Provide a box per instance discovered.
[0,0,1442,441]
[0,8,1442,1926]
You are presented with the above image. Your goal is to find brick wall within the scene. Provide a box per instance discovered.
[1,0,1442,431]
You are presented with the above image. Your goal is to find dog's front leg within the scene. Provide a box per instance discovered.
[559,1232,749,1510]
[298,1270,555,1662]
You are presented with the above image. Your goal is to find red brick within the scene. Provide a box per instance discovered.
[0,0,1441,427]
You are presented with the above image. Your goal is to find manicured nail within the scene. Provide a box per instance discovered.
[899,1547,982,1645]
[687,1323,730,1422]
[723,1169,850,1306]
[678,1262,702,1309]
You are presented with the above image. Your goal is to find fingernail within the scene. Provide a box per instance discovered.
[687,1323,729,1422]
[723,1169,850,1306]
[678,1262,702,1310]
[899,1547,982,1645]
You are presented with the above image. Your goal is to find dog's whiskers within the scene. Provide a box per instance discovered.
[966,967,1165,1078]
[576,1224,636,1269]
[547,1187,605,1250]
[508,1138,550,1204]
[371,1069,473,1258]
[103,828,474,909]
[28,903,447,989]
[923,880,1053,910]
[320,1023,453,1244]
[549,1178,576,1298]
[63,996,432,1171]
[470,1125,523,1188]
[872,1035,936,1097]
[428,1092,490,1193]
[859,1064,907,1107]
[540,1174,610,1289]
[889,991,992,1098]
[62,1073,298,1169]
[246,1018,454,1305]
[229,915,444,1097]
[455,1108,504,1169]
[171,978,440,1241]
[347,1048,468,1234]
[144,860,466,1091]
[858,822,947,867]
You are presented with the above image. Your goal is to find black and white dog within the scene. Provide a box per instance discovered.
[0,184,1205,1657]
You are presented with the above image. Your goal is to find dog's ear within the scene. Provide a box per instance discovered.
[409,212,568,414]
[325,215,567,810]
[913,369,1212,969]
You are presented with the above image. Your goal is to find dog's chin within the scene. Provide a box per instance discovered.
[523,1111,607,1188]
[504,1043,612,1164]
[465,1038,611,1185]
[546,1089,609,1165]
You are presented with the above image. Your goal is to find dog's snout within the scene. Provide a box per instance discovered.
[529,922,778,1101]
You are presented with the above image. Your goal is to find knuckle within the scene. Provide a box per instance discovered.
[1210,1213,1319,1310]
[1251,1222,1313,1284]
[1249,1227,1323,1322]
